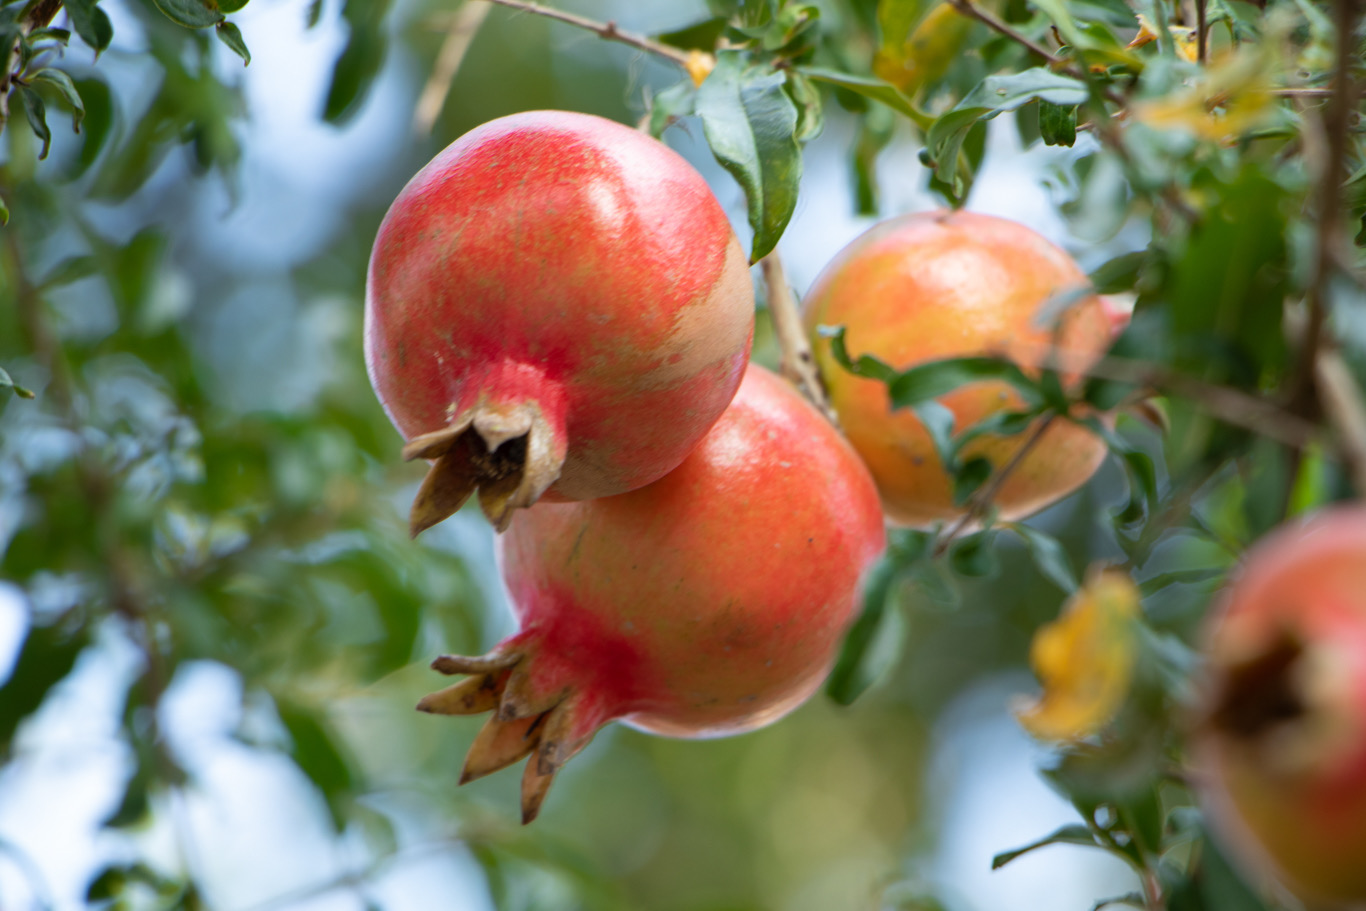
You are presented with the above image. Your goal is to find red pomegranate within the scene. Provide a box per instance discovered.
[1195,505,1366,905]
[417,365,886,822]
[803,210,1112,526]
[365,110,755,534]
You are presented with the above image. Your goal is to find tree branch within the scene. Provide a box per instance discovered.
[761,251,838,425]
[933,413,1057,558]
[946,0,1063,66]
[474,0,691,67]
[1291,0,1363,452]
[413,1,493,136]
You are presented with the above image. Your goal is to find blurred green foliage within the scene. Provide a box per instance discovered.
[2,0,1364,908]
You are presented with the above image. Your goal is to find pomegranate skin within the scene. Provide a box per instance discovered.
[1195,506,1366,907]
[365,110,754,533]
[802,210,1112,527]
[418,365,886,822]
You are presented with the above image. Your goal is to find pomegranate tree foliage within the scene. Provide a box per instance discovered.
[0,0,1362,906]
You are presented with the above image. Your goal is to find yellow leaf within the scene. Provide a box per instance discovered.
[1016,569,1141,743]
[874,1,975,96]
[1127,13,1200,62]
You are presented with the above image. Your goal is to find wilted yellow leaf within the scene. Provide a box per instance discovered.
[1127,13,1200,63]
[1131,42,1278,143]
[1016,569,1141,742]
[874,0,975,96]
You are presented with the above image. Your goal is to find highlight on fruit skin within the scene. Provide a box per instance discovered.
[365,110,755,536]
[1193,505,1366,907]
[802,209,1113,527]
[416,365,887,823]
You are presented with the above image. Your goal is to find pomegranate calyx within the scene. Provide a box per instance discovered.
[403,402,564,536]
[416,650,604,824]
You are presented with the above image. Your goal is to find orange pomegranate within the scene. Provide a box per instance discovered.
[1195,506,1366,906]
[803,210,1112,526]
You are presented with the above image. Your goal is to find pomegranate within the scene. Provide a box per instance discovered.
[417,365,886,822]
[1194,505,1366,906]
[365,110,755,534]
[802,210,1113,526]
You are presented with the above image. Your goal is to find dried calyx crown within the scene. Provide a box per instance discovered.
[415,647,605,824]
[404,402,562,536]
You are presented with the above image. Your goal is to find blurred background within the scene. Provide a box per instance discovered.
[0,0,1179,907]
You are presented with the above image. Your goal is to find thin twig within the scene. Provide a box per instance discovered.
[1316,350,1366,495]
[1010,341,1323,451]
[1292,0,1363,434]
[1271,87,1335,97]
[475,0,691,67]
[933,413,1057,557]
[761,251,838,425]
[946,0,1062,66]
[413,1,493,136]
[1196,0,1207,64]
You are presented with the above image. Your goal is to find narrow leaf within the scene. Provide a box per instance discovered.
[216,21,250,65]
[696,50,802,262]
[30,68,85,132]
[150,0,223,28]
[18,87,51,159]
[63,0,113,53]
[992,824,1100,869]
[1039,100,1077,146]
[1005,523,1079,592]
[797,66,931,128]
[826,559,902,704]
[887,356,1042,410]
[818,324,898,382]
[40,255,99,288]
[0,367,35,399]
[925,69,1087,193]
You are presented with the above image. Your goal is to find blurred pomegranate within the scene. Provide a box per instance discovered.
[803,210,1112,526]
[417,365,886,822]
[1195,505,1366,905]
[366,110,754,534]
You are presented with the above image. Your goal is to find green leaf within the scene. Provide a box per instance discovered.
[63,0,113,54]
[1038,100,1077,147]
[818,324,898,383]
[952,455,992,505]
[28,26,72,45]
[0,622,88,748]
[150,0,223,28]
[798,66,932,129]
[1004,523,1078,592]
[851,104,896,215]
[216,21,250,65]
[30,68,85,132]
[277,700,355,829]
[950,407,1043,460]
[648,81,696,138]
[0,367,35,399]
[71,76,113,178]
[888,357,1042,410]
[925,69,1087,198]
[324,0,391,123]
[40,255,98,288]
[655,16,727,50]
[18,87,51,159]
[786,70,823,143]
[1089,250,1147,294]
[991,824,1100,869]
[1028,0,1087,47]
[696,50,802,263]
[949,530,1000,578]
[0,195,8,226]
[826,558,903,704]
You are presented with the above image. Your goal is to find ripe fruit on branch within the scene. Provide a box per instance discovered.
[802,210,1113,526]
[417,365,886,823]
[1194,506,1366,906]
[365,110,755,535]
